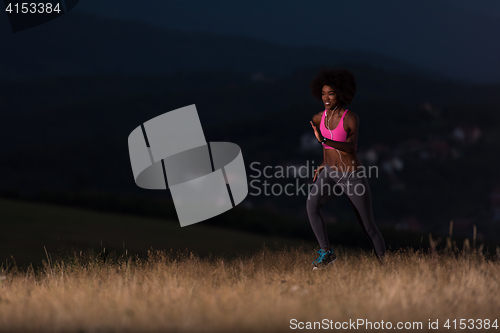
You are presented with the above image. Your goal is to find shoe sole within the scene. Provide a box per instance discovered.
[312,256,337,270]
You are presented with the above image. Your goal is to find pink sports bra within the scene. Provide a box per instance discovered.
[320,109,358,150]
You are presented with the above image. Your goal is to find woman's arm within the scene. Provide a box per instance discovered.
[313,160,325,182]
[321,138,356,153]
[311,112,326,181]
[311,112,322,128]
[309,112,328,153]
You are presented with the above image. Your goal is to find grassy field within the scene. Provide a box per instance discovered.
[1,246,499,332]
[1,198,500,332]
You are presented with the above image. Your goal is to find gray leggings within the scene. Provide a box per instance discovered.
[306,164,386,257]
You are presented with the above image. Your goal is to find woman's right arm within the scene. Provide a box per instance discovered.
[312,111,325,182]
[313,161,325,182]
[312,112,322,128]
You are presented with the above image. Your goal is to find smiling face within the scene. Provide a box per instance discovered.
[322,85,340,110]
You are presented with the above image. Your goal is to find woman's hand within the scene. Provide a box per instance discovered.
[310,121,323,143]
[313,165,325,182]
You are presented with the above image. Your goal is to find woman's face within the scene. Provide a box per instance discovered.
[322,85,339,111]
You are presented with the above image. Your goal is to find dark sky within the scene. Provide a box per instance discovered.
[74,0,500,84]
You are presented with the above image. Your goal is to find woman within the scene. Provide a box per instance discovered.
[307,68,386,269]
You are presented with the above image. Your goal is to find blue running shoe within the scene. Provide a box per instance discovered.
[312,247,337,270]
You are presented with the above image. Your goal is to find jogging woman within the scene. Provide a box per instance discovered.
[307,68,386,269]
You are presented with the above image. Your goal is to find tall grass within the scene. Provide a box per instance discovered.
[1,242,499,333]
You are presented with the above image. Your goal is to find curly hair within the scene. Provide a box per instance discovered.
[310,68,357,106]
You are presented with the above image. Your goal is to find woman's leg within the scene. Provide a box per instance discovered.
[306,166,339,249]
[342,174,387,258]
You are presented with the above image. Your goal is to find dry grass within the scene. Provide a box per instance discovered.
[1,245,499,333]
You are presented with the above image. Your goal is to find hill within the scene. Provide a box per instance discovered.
[1,64,500,243]
[0,198,314,267]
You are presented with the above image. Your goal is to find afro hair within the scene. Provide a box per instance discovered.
[310,68,357,106]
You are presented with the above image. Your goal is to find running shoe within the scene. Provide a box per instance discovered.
[312,247,337,270]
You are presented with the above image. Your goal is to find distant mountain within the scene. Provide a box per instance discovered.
[0,11,450,82]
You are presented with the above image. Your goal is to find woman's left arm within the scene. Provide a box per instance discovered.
[309,111,359,153]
